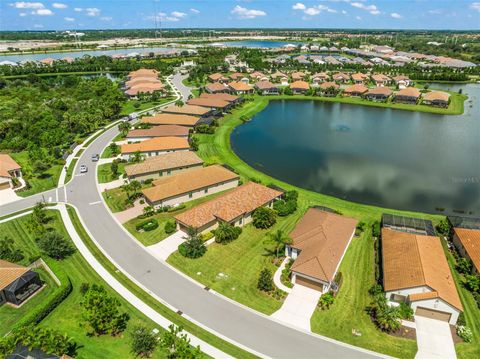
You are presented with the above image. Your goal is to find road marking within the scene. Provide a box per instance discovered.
[74,174,85,177]
[64,185,67,202]
[56,188,59,202]
[48,196,52,203]
[89,201,102,205]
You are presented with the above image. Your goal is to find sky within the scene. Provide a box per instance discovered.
[1,0,480,31]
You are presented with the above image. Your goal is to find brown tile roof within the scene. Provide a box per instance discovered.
[396,87,421,99]
[290,81,310,90]
[162,104,212,116]
[140,114,200,127]
[312,72,329,80]
[175,182,282,229]
[251,71,266,79]
[332,72,349,81]
[255,81,278,90]
[343,84,369,94]
[0,154,21,178]
[143,165,239,203]
[291,71,306,80]
[351,73,368,81]
[454,227,480,273]
[290,208,357,283]
[0,259,29,290]
[125,151,203,177]
[271,71,287,79]
[366,87,393,96]
[125,82,164,96]
[126,77,161,87]
[319,82,339,90]
[121,137,189,154]
[409,291,439,302]
[423,91,450,102]
[381,228,462,311]
[371,74,391,82]
[208,73,226,82]
[200,93,239,103]
[228,81,254,92]
[127,125,189,139]
[187,97,231,109]
[205,82,229,93]
[393,75,410,81]
[229,72,244,80]
[128,69,159,78]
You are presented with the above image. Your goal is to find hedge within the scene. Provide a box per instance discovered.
[135,218,159,232]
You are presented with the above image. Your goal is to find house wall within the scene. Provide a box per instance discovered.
[126,135,188,142]
[410,298,461,325]
[0,290,5,305]
[292,272,329,292]
[385,285,432,303]
[0,177,12,190]
[121,148,189,160]
[129,163,203,183]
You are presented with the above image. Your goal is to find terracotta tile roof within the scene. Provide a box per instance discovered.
[351,73,368,81]
[205,82,229,93]
[332,72,349,81]
[396,87,421,98]
[381,228,462,311]
[175,182,282,229]
[371,74,391,82]
[127,125,189,139]
[319,82,339,90]
[228,81,254,92]
[251,71,266,79]
[143,165,239,203]
[409,291,439,302]
[312,72,329,80]
[0,259,29,290]
[187,97,231,109]
[255,81,278,90]
[125,82,165,96]
[121,137,189,154]
[393,75,410,81]
[271,71,287,79]
[366,87,393,96]
[128,69,159,78]
[229,72,244,80]
[126,77,161,87]
[0,154,21,178]
[140,114,200,127]
[453,227,480,272]
[290,81,310,90]
[423,91,450,102]
[343,84,369,94]
[125,151,203,177]
[291,71,306,80]
[290,208,357,283]
[162,104,212,116]
[200,93,239,103]
[208,73,226,82]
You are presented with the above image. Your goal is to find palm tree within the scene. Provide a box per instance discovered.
[118,121,130,137]
[132,150,142,163]
[268,230,292,258]
[175,99,184,107]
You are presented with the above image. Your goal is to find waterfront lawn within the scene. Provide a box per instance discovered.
[0,210,167,358]
[98,161,127,183]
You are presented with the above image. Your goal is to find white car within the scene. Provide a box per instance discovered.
[79,165,88,173]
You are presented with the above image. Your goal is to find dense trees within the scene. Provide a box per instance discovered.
[0,237,24,263]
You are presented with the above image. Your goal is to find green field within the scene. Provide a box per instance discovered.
[97,162,127,183]
[120,97,174,116]
[64,158,78,184]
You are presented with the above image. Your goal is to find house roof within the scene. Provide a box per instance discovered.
[162,104,212,116]
[125,151,203,176]
[121,137,190,154]
[205,82,229,93]
[0,259,30,291]
[208,73,226,81]
[290,81,310,90]
[366,87,393,96]
[251,71,266,79]
[423,91,450,102]
[271,71,287,79]
[255,81,278,90]
[289,208,357,283]
[128,69,159,78]
[140,114,200,127]
[453,227,480,272]
[0,154,21,178]
[371,74,391,82]
[381,228,462,311]
[200,93,239,103]
[343,84,369,94]
[229,72,244,80]
[175,182,282,229]
[228,81,254,92]
[393,75,410,81]
[143,165,239,203]
[332,72,349,80]
[291,71,306,79]
[312,72,329,79]
[187,97,231,109]
[125,82,164,96]
[351,73,368,81]
[396,87,421,98]
[126,125,189,139]
[319,82,339,90]
[126,77,161,87]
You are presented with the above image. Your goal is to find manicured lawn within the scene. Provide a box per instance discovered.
[101,145,115,159]
[64,158,77,184]
[102,186,129,212]
[97,161,127,183]
[120,97,174,116]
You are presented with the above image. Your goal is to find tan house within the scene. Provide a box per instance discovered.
[208,73,228,83]
[351,73,369,84]
[128,69,159,78]
[205,82,230,94]
[229,72,244,81]
[290,81,310,94]
[228,81,254,94]
[393,75,411,89]
[140,114,201,127]
[255,81,279,95]
[126,125,189,141]
[311,72,329,86]
[394,87,421,104]
[286,208,357,292]
[120,137,190,160]
[365,87,392,101]
[200,93,241,105]
[423,91,450,107]
[175,182,282,233]
[162,104,214,118]
[187,97,232,112]
[291,72,306,81]
[0,154,22,190]
[125,151,203,182]
[332,72,350,83]
[270,71,289,85]
[142,165,239,208]
[452,227,480,274]
[318,82,339,96]
[125,68,164,98]
[371,74,391,87]
[382,228,463,324]
[343,84,368,97]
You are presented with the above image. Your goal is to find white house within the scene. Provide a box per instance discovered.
[0,154,22,190]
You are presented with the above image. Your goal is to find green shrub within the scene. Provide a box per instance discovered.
[178,234,206,259]
[318,292,335,310]
[135,218,159,232]
[257,268,274,292]
[456,325,473,343]
[168,204,186,212]
[252,207,276,229]
[398,302,414,320]
[372,221,381,238]
[201,231,215,242]
[164,221,177,234]
[214,222,242,243]
[37,231,75,260]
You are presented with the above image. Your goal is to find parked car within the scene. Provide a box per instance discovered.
[80,165,88,173]
[91,154,99,162]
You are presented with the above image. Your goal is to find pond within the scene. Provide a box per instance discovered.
[231,84,480,215]
[224,41,301,48]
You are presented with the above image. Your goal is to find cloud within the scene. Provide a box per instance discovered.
[33,8,53,15]
[19,12,27,16]
[428,9,442,14]
[390,12,402,19]
[74,7,82,12]
[33,23,43,28]
[231,5,266,19]
[64,16,74,21]
[341,10,347,14]
[100,16,112,21]
[470,2,480,12]
[147,11,187,23]
[293,3,337,16]
[350,2,380,15]
[52,2,67,9]
[356,15,362,20]
[190,8,200,14]
[86,7,100,16]
[10,2,44,9]
[171,11,187,18]
[292,3,306,10]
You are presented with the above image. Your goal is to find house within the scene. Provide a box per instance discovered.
[128,69,159,78]
[371,74,391,87]
[250,71,267,81]
[351,73,369,84]
[199,93,242,105]
[393,75,411,89]
[0,154,22,190]
[228,81,254,95]
[1,260,42,306]
[382,227,463,325]
[394,87,421,104]
[142,165,239,208]
[125,69,164,98]
[126,125,189,141]
[255,81,279,95]
[365,87,393,101]
[285,208,357,292]
[332,72,350,83]
[205,82,230,94]
[187,97,232,112]
[229,72,244,81]
[175,182,282,233]
[291,71,306,81]
[120,137,190,160]
[423,91,450,107]
[40,58,55,66]
[125,83,165,97]
[290,81,310,94]
[208,73,228,83]
[140,114,201,127]
[343,84,368,97]
[318,82,339,96]
[162,104,214,118]
[449,216,480,274]
[270,71,288,85]
[125,151,204,183]
[311,72,329,86]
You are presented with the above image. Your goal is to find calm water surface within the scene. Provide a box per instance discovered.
[224,41,300,48]
[231,84,480,214]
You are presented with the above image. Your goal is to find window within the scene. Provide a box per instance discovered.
[167,170,171,175]
[159,171,163,176]
[239,217,243,225]
[204,188,208,194]
[189,192,193,198]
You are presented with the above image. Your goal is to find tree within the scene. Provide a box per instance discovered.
[33,160,50,178]
[190,136,199,151]
[464,274,480,293]
[159,325,202,359]
[164,221,177,234]
[252,207,276,229]
[257,268,274,292]
[268,230,292,258]
[178,232,206,259]
[0,236,24,263]
[142,206,154,217]
[37,230,75,260]
[175,100,184,107]
[118,121,131,137]
[456,257,473,275]
[32,202,48,224]
[214,222,242,243]
[81,284,130,336]
[375,303,401,332]
[435,219,451,236]
[132,151,143,163]
[109,142,120,156]
[130,180,142,195]
[318,292,335,310]
[130,325,158,358]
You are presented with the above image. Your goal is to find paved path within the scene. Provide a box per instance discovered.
[99,178,125,191]
[114,200,147,224]
[271,285,322,331]
[414,316,456,359]
[148,230,188,261]
[273,257,293,293]
[171,72,193,101]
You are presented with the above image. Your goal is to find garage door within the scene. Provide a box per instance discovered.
[0,181,11,190]
[295,276,324,292]
[415,307,451,322]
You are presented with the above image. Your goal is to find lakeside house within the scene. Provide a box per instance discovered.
[199,93,242,105]
[343,84,369,97]
[126,125,189,141]
[228,81,255,95]
[311,72,329,86]
[394,87,421,104]
[124,69,164,98]
[0,154,22,190]
[318,82,339,96]
[1,260,42,306]
[208,73,228,83]
[381,227,462,325]
[449,216,480,274]
[187,97,232,113]
[332,72,350,83]
[423,91,450,107]
[140,114,201,127]
[251,71,268,81]
[365,87,393,101]
[125,83,165,97]
[371,74,392,87]
[205,82,230,94]
[125,151,204,183]
[175,182,282,233]
[351,73,369,84]
[286,208,357,292]
[393,75,411,89]
[120,137,190,160]
[142,165,239,208]
[162,104,214,118]
[270,71,289,86]
[291,71,306,81]
[290,81,310,94]
[255,81,280,95]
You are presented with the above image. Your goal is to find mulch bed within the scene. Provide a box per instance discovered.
[450,325,463,344]
[390,325,417,340]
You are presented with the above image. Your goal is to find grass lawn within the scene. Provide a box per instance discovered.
[97,161,127,183]
[102,183,152,213]
[120,97,174,116]
[101,145,116,159]
[10,151,63,197]
[0,210,169,358]
[64,158,77,184]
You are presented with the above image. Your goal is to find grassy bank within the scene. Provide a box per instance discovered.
[98,161,126,183]
[64,158,78,184]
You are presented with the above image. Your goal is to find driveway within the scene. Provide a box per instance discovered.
[147,230,188,261]
[0,188,20,205]
[271,284,322,331]
[114,200,147,223]
[414,316,456,359]
[99,178,125,191]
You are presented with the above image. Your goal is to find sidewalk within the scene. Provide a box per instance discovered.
[273,257,293,294]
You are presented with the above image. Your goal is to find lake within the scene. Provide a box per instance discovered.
[224,41,300,48]
[231,84,480,215]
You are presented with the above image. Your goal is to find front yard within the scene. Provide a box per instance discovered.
[97,161,127,183]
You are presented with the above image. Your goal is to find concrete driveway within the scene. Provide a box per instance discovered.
[414,316,457,359]
[271,284,322,331]
[147,230,188,261]
[0,188,20,205]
